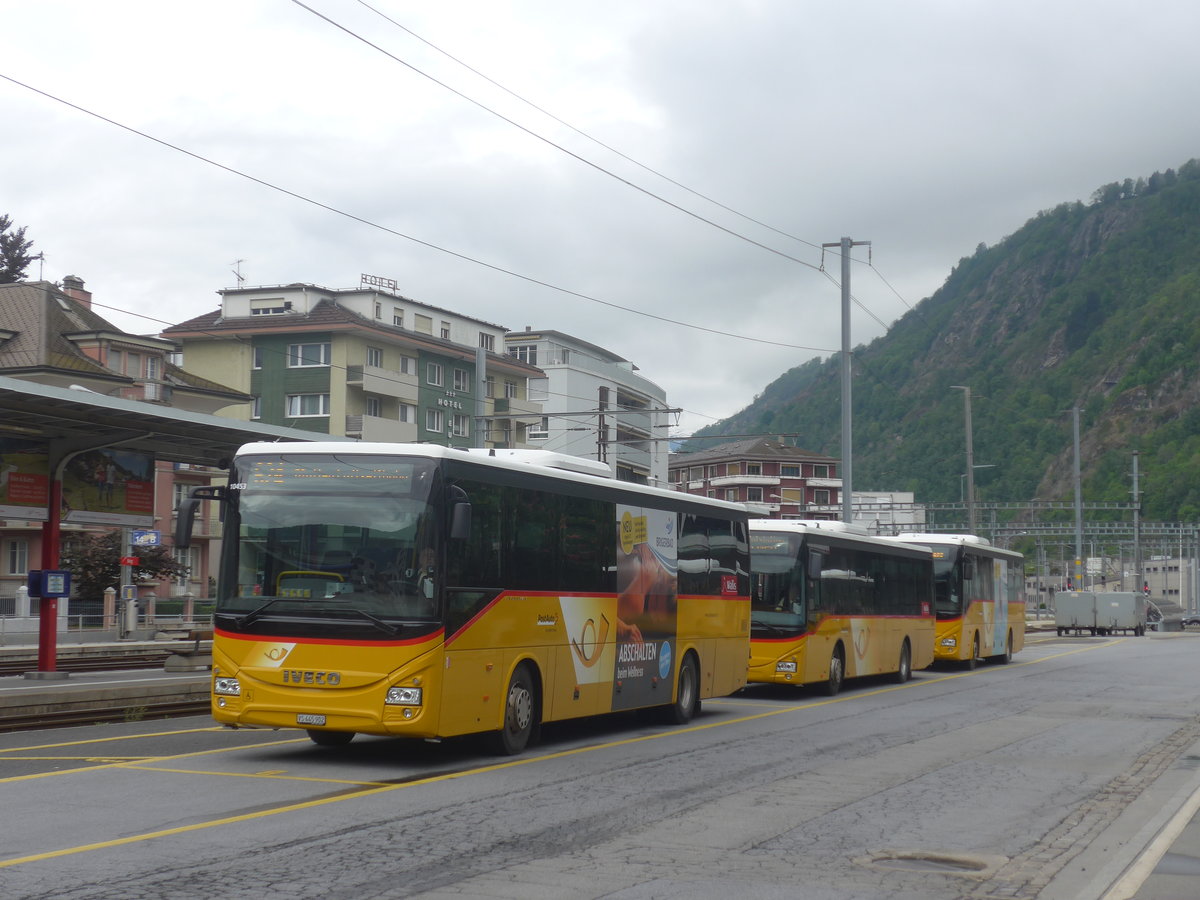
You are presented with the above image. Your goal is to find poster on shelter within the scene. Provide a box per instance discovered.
[61,448,155,526]
[0,438,50,520]
[612,505,678,711]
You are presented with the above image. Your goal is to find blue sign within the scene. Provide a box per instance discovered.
[131,530,161,546]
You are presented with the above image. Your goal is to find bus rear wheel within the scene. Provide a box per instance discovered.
[822,646,845,696]
[664,652,700,724]
[891,640,912,684]
[307,729,354,747]
[490,662,538,756]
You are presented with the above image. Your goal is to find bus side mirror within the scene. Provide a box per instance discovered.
[451,502,472,540]
[448,485,471,541]
[174,485,226,549]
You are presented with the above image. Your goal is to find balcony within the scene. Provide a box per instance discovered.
[493,396,544,419]
[345,365,419,400]
[344,415,420,442]
[808,477,843,489]
[710,474,780,489]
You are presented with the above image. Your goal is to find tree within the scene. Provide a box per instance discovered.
[0,214,36,283]
[59,530,189,602]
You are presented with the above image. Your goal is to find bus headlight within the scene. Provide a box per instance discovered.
[385,686,423,706]
[939,637,958,648]
[214,677,241,696]
[775,661,798,673]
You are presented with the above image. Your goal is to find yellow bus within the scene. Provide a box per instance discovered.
[176,442,750,754]
[893,533,1025,667]
[748,520,935,695]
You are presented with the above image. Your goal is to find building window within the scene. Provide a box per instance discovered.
[451,414,470,437]
[440,321,451,339]
[485,376,495,398]
[689,467,703,481]
[108,348,123,373]
[453,369,470,392]
[287,342,331,367]
[725,489,738,502]
[781,465,800,478]
[252,347,265,370]
[811,464,829,478]
[558,348,570,364]
[366,397,382,417]
[393,308,404,327]
[504,381,517,399]
[415,314,432,334]
[748,487,764,502]
[813,489,830,505]
[250,298,289,315]
[172,482,193,511]
[146,356,161,380]
[286,393,330,417]
[427,362,443,386]
[6,539,29,575]
[366,346,383,368]
[251,396,262,419]
[398,403,413,423]
[374,302,382,319]
[426,409,443,433]
[509,344,537,365]
[399,356,414,375]
[479,333,495,352]
[126,352,142,377]
[747,463,762,476]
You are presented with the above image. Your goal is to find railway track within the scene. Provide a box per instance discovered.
[0,651,175,679]
[0,697,211,733]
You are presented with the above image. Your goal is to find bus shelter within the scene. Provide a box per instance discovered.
[0,375,354,675]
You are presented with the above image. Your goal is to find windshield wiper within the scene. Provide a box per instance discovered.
[341,606,402,637]
[231,597,286,630]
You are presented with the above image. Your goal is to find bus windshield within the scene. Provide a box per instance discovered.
[749,531,806,633]
[219,454,441,630]
[932,552,962,617]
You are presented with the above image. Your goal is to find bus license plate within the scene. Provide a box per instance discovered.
[296,713,326,726]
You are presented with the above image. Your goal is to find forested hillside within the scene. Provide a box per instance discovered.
[688,160,1200,522]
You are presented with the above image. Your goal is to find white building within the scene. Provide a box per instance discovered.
[504,328,670,485]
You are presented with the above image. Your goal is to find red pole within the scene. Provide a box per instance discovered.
[35,478,63,672]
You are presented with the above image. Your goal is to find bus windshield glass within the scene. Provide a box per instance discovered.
[749,531,806,632]
[219,454,441,628]
[931,550,962,617]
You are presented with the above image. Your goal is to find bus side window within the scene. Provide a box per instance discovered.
[962,556,975,581]
[807,550,823,610]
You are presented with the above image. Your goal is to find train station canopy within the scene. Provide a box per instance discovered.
[0,374,353,465]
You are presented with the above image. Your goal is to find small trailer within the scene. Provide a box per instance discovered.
[1094,591,1147,636]
[1056,591,1097,636]
[1056,590,1148,636]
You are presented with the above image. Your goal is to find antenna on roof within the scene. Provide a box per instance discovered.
[230,259,246,286]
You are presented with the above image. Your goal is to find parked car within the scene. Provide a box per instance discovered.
[1182,614,1200,629]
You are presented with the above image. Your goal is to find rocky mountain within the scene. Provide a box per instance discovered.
[688,159,1200,523]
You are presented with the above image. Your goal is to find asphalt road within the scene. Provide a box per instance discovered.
[3,630,1200,900]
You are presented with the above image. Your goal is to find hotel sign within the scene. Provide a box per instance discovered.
[361,273,398,293]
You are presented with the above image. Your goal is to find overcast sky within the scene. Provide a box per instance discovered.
[6,0,1199,440]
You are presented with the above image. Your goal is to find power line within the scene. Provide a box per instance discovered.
[0,71,836,356]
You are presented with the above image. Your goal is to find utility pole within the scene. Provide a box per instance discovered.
[951,386,976,534]
[823,236,870,524]
[1131,451,1141,597]
[1072,407,1083,590]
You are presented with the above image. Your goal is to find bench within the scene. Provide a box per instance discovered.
[164,628,215,673]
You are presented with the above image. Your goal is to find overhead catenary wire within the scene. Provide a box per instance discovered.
[0,72,838,357]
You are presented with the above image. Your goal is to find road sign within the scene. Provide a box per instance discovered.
[120,556,140,566]
[131,530,161,546]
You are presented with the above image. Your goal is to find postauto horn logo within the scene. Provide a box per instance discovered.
[658,640,673,680]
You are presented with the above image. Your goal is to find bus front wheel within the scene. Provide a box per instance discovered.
[965,633,980,670]
[822,646,845,696]
[665,652,700,724]
[307,729,354,747]
[490,662,538,756]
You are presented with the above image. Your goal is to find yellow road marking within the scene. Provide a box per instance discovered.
[0,639,1120,869]
[0,726,228,754]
